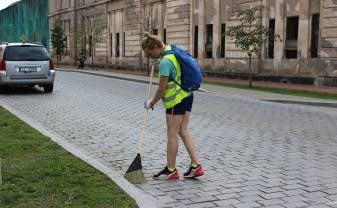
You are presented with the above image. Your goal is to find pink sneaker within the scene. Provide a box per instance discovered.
[183,164,205,178]
[153,166,179,180]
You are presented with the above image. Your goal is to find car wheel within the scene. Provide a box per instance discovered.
[0,85,5,93]
[43,84,53,93]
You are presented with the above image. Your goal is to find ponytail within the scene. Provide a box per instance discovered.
[142,32,163,51]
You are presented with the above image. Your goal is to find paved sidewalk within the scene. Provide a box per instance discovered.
[2,70,337,207]
[56,66,337,93]
[56,67,337,109]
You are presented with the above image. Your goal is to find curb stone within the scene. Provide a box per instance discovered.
[262,99,337,108]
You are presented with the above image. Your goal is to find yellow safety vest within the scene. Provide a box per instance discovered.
[160,45,190,109]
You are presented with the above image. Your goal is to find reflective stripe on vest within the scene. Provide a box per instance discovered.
[166,83,176,89]
[160,45,190,109]
[162,89,182,103]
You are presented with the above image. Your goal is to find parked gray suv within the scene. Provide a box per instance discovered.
[0,43,55,93]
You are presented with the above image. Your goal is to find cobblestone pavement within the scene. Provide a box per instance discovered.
[1,71,337,208]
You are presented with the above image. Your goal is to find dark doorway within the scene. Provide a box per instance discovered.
[123,32,125,57]
[152,29,158,35]
[285,16,299,59]
[221,24,226,58]
[163,29,166,44]
[115,33,120,57]
[311,14,319,58]
[205,24,213,58]
[268,19,275,59]
[194,25,198,58]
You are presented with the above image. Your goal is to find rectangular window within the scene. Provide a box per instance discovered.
[268,19,275,59]
[152,29,158,35]
[123,32,125,57]
[194,25,198,58]
[110,33,113,57]
[311,14,319,58]
[220,24,226,58]
[163,29,166,44]
[115,33,120,57]
[286,17,299,40]
[89,36,92,57]
[64,36,68,56]
[285,16,299,59]
[205,24,213,58]
[4,46,49,61]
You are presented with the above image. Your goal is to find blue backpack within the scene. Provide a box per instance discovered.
[162,44,202,92]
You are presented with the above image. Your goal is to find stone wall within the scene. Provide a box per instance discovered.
[316,0,337,78]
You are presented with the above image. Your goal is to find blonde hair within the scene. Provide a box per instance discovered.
[142,32,163,51]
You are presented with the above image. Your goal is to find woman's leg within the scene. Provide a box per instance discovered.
[179,112,198,164]
[166,114,183,168]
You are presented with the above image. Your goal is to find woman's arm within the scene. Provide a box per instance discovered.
[150,76,168,108]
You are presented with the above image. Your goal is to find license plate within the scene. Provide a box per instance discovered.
[19,67,37,73]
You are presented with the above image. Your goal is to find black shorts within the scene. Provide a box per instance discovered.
[166,94,193,115]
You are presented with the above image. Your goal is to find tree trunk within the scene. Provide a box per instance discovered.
[91,42,94,70]
[57,54,60,65]
[248,55,253,87]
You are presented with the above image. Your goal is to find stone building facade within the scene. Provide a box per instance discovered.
[49,0,337,84]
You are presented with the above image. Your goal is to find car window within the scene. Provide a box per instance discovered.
[0,48,3,59]
[4,46,49,61]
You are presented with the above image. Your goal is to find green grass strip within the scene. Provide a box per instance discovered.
[0,106,137,208]
[204,81,337,100]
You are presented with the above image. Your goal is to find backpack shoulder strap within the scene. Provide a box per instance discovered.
[162,50,175,57]
[161,55,181,86]
[162,44,177,57]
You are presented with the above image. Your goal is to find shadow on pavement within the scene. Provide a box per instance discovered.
[0,86,45,95]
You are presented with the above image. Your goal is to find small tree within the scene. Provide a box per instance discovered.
[51,19,66,64]
[225,6,280,87]
[78,49,87,69]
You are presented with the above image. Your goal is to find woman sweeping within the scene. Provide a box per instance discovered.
[142,33,204,180]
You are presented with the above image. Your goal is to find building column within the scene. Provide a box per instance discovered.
[121,9,125,59]
[298,0,310,59]
[158,2,164,43]
[318,0,337,59]
[189,0,195,55]
[166,0,190,50]
[261,0,268,59]
[111,12,116,59]
[198,0,205,65]
[73,0,78,65]
[274,0,285,69]
[317,0,324,58]
[105,3,109,62]
[213,0,220,68]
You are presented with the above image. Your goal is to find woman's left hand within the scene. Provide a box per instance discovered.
[144,100,154,110]
[149,100,155,109]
